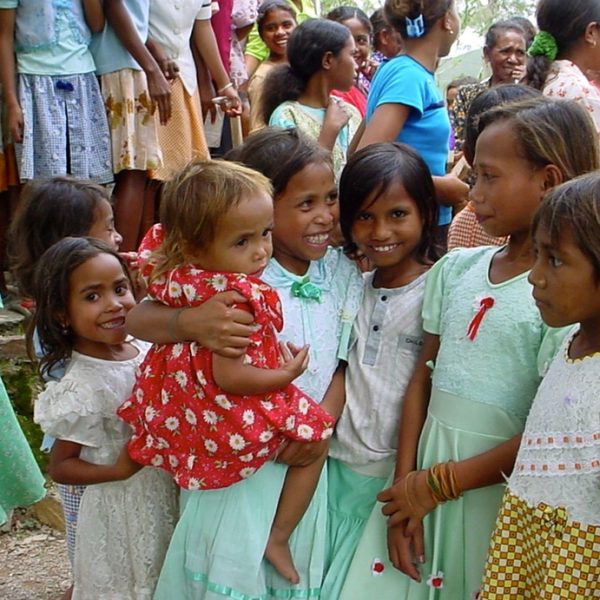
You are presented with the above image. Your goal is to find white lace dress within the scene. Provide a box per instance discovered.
[480,328,600,597]
[34,343,178,600]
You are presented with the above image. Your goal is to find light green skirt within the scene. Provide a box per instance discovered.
[0,376,46,525]
[321,458,389,599]
[338,389,524,600]
[154,460,328,600]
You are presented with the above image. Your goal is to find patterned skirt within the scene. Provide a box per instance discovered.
[153,78,208,181]
[99,69,163,174]
[480,490,600,599]
[16,72,113,183]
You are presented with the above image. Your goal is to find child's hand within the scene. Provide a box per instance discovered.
[324,97,351,134]
[279,342,310,379]
[6,102,24,143]
[112,446,143,481]
[146,68,172,125]
[276,439,328,466]
[387,521,425,581]
[119,252,146,301]
[378,470,437,527]
[159,58,180,81]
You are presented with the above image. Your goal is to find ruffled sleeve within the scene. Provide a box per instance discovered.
[34,380,107,448]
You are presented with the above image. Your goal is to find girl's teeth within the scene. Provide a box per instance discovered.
[101,319,124,329]
[306,234,328,244]
[372,244,398,252]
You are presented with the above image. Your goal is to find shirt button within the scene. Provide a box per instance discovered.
[373,325,380,332]
[381,295,388,302]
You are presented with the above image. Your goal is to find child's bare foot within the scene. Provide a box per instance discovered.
[265,530,299,584]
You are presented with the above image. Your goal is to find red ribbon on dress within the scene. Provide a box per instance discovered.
[466,297,495,341]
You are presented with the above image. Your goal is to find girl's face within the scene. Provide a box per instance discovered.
[439,3,461,57]
[328,35,358,91]
[87,199,123,251]
[471,121,548,239]
[272,162,338,275]
[261,8,296,58]
[529,224,600,329]
[351,180,424,284]
[190,192,274,276]
[341,17,371,67]
[66,253,136,358]
[485,30,527,84]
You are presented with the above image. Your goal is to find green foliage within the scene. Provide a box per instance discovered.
[457,0,537,35]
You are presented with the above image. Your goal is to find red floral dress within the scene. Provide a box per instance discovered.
[118,225,334,490]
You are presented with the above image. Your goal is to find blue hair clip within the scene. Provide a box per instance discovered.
[405,14,425,38]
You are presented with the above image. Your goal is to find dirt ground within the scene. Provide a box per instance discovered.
[0,509,71,600]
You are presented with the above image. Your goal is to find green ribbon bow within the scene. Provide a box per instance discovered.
[528,30,558,61]
[290,277,322,302]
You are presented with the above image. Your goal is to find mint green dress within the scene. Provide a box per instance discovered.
[339,247,569,600]
[0,299,46,524]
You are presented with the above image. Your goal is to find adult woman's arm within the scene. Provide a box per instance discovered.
[126,292,256,357]
[355,103,410,150]
[0,9,22,142]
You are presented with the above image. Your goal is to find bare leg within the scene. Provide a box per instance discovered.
[112,169,147,252]
[139,179,161,247]
[265,447,328,583]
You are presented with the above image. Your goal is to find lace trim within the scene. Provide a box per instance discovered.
[522,431,600,449]
[514,458,600,476]
[183,567,320,598]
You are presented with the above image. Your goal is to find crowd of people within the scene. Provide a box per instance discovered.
[1,0,600,599]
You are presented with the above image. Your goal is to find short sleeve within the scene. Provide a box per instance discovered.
[268,103,298,130]
[536,325,571,377]
[374,61,427,115]
[34,380,106,448]
[195,0,212,20]
[245,23,269,62]
[0,1,18,8]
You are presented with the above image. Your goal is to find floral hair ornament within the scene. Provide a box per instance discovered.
[528,30,558,60]
[405,13,425,38]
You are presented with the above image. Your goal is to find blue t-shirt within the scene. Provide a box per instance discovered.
[367,55,452,225]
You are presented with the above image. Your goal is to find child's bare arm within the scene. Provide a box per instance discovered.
[212,343,309,396]
[318,363,346,420]
[82,0,104,33]
[146,36,179,81]
[49,440,142,485]
[0,9,22,142]
[103,0,171,124]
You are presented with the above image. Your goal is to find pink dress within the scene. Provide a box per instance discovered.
[118,225,334,490]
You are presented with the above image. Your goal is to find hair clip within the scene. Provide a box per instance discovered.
[405,14,425,38]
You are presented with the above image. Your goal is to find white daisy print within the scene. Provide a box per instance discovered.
[259,430,274,443]
[174,370,188,389]
[203,410,218,425]
[161,389,170,405]
[135,388,144,402]
[164,416,179,431]
[261,401,275,411]
[229,433,246,451]
[257,447,271,458]
[185,408,197,425]
[187,455,196,469]
[144,406,157,421]
[285,415,296,431]
[242,410,255,426]
[151,455,164,467]
[298,397,309,415]
[169,280,182,298]
[239,467,256,479]
[195,369,207,385]
[156,437,170,449]
[182,284,197,302]
[215,395,233,410]
[204,439,218,453]
[169,455,179,468]
[188,477,201,490]
[321,427,333,439]
[239,453,254,463]
[171,343,184,359]
[210,274,228,291]
[297,424,314,440]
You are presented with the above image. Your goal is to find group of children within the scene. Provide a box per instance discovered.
[1,0,600,599]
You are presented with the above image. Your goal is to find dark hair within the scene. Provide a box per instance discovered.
[506,16,536,47]
[30,237,131,378]
[9,177,111,298]
[528,0,600,90]
[327,6,372,34]
[260,18,351,122]
[339,142,439,263]
[477,97,600,180]
[370,8,389,39]
[463,83,540,165]
[533,173,600,281]
[447,76,478,91]
[484,18,526,50]
[257,0,295,36]
[384,0,452,39]
[226,127,332,196]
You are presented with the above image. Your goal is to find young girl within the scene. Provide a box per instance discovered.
[0,0,112,183]
[119,160,335,583]
[356,0,467,240]
[321,142,440,600]
[480,173,600,597]
[32,237,178,599]
[127,127,364,599]
[262,19,362,179]
[528,0,600,136]
[247,0,297,132]
[369,8,402,66]
[327,5,373,116]
[338,98,599,600]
